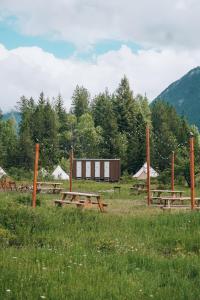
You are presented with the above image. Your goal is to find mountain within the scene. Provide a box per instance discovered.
[154,67,200,128]
[2,111,21,126]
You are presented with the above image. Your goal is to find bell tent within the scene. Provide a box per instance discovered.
[0,167,7,179]
[52,166,69,180]
[133,162,159,180]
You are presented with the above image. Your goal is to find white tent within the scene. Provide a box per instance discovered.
[52,165,69,180]
[0,167,7,179]
[133,162,159,180]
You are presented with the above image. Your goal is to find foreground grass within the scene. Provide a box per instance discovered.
[0,184,200,299]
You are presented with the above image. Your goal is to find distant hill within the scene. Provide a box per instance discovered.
[2,111,21,127]
[154,67,200,128]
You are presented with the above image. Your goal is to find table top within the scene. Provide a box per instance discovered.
[158,196,200,201]
[62,191,99,197]
[151,189,183,193]
[37,182,62,185]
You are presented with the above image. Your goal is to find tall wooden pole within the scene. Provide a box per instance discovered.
[70,147,73,192]
[171,151,175,191]
[32,143,39,208]
[146,125,151,205]
[190,133,195,210]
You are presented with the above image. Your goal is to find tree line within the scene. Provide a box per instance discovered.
[0,76,199,183]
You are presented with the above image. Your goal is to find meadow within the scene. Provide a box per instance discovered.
[0,181,200,299]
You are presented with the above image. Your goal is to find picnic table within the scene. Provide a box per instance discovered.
[114,186,121,194]
[130,182,146,194]
[150,189,184,204]
[54,191,108,212]
[37,182,63,194]
[159,196,200,209]
[0,178,17,191]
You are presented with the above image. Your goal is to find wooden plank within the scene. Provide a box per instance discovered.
[151,189,183,193]
[37,182,62,185]
[61,191,99,197]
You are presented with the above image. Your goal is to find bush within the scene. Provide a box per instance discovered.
[16,195,41,207]
[0,226,17,247]
[7,167,33,181]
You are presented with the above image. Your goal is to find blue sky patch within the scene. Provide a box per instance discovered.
[0,19,141,60]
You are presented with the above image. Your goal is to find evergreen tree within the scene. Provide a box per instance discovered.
[71,86,90,119]
[91,90,120,158]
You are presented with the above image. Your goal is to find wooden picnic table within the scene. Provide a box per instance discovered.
[37,181,63,194]
[114,186,121,194]
[130,182,146,194]
[150,189,184,205]
[0,178,17,191]
[159,196,200,208]
[54,191,108,212]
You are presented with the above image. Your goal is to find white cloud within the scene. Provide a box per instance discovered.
[0,0,200,49]
[0,43,200,112]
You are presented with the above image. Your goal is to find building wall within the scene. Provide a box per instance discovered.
[73,159,120,181]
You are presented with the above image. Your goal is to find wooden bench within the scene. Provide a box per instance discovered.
[54,191,108,212]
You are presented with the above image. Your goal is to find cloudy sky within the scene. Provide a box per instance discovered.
[0,0,200,112]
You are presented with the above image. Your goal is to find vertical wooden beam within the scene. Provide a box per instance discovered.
[70,147,73,192]
[32,143,39,208]
[190,133,195,210]
[146,125,151,205]
[171,151,175,191]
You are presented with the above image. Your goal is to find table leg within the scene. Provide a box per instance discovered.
[97,196,104,213]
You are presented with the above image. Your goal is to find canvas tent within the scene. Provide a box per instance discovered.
[52,166,69,180]
[133,162,159,180]
[0,167,7,179]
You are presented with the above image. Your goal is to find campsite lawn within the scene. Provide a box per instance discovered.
[0,181,200,299]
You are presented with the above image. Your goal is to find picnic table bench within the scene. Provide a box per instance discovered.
[54,191,108,212]
[37,182,64,194]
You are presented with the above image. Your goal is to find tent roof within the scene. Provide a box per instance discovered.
[133,162,159,178]
[52,165,69,180]
[0,167,7,178]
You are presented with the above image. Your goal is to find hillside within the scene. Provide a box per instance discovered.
[155,67,200,128]
[3,111,21,125]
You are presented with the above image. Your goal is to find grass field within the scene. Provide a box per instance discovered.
[0,181,200,299]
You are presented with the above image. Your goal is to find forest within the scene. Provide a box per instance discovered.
[0,76,199,183]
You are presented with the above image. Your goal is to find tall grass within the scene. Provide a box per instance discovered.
[0,183,200,299]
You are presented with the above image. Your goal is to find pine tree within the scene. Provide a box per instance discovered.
[71,86,90,119]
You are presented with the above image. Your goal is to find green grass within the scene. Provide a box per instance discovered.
[0,181,200,299]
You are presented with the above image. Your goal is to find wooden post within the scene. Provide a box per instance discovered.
[190,133,195,210]
[32,143,39,208]
[146,125,151,205]
[171,151,175,191]
[70,147,73,192]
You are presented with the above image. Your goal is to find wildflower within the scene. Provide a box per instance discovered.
[42,267,47,270]
[79,263,83,266]
[12,257,17,259]
[40,296,46,299]
[150,295,154,298]
[6,289,11,292]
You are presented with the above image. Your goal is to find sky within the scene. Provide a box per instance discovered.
[0,0,200,112]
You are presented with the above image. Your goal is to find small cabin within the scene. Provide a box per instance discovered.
[73,159,120,182]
